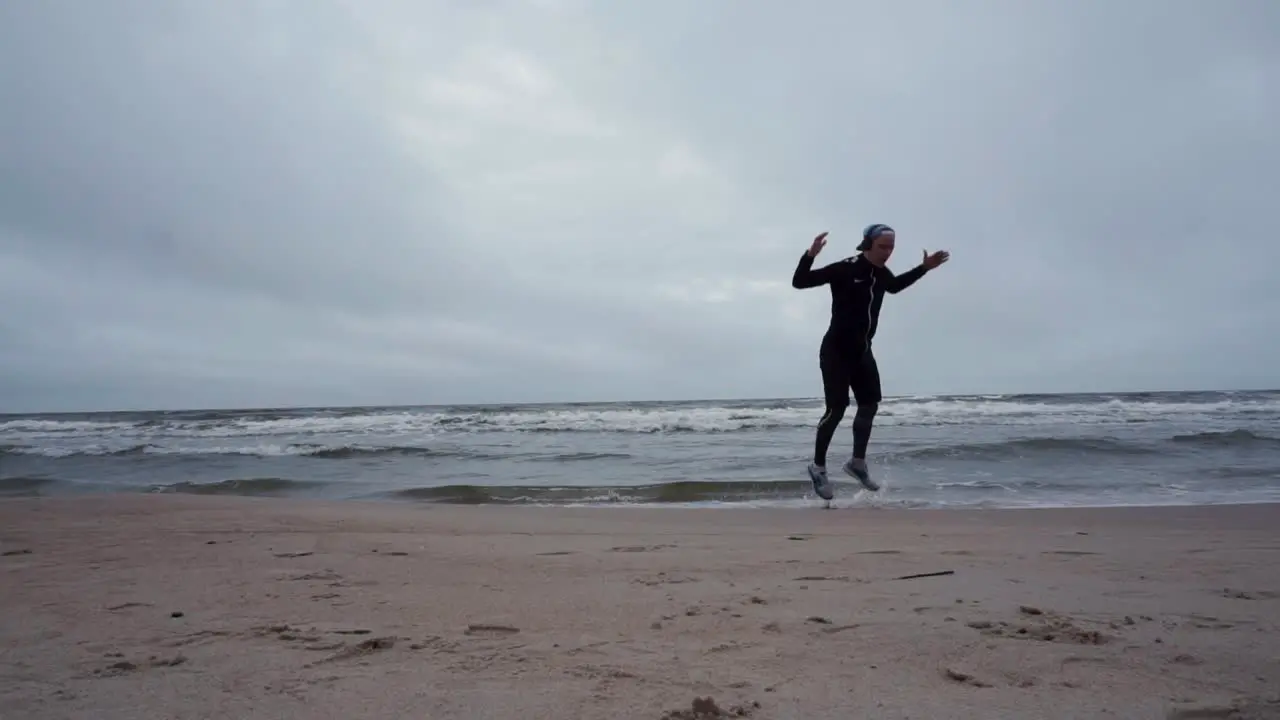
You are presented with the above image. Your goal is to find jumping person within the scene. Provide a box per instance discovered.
[791,224,949,500]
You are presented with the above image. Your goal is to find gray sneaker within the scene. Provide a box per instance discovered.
[842,457,880,491]
[807,463,834,500]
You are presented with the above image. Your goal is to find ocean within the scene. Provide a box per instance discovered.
[2,390,1278,510]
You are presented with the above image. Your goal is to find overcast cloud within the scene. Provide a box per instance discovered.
[2,0,1278,412]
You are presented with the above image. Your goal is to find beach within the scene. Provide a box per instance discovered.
[2,495,1278,719]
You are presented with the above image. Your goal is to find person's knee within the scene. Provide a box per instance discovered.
[824,392,850,412]
[852,402,878,428]
[819,401,848,427]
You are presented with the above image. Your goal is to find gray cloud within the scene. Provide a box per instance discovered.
[2,0,1278,412]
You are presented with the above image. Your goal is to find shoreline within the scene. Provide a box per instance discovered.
[11,481,1280,512]
[3,495,1279,719]
[10,489,1280,517]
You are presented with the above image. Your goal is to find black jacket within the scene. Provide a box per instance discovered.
[791,252,928,350]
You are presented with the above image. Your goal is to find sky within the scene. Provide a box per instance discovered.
[1,0,1278,413]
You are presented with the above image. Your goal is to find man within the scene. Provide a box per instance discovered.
[791,224,949,501]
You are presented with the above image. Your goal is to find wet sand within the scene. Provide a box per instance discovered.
[2,495,1279,719]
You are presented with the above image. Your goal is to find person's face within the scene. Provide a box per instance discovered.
[865,232,895,266]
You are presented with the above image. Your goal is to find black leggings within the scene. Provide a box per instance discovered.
[813,343,882,467]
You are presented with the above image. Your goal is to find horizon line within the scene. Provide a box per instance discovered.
[3,386,1277,417]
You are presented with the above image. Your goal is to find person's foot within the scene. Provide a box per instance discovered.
[807,463,834,501]
[842,457,880,491]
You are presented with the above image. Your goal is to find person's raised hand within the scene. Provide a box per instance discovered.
[922,249,950,269]
[808,232,828,257]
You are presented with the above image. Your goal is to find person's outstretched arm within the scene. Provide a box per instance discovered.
[886,249,950,293]
[791,232,840,288]
[885,264,928,294]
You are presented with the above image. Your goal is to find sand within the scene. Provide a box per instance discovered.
[1,495,1278,720]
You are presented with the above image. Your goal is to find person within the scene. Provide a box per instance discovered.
[790,224,950,500]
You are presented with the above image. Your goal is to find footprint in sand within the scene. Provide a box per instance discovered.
[92,654,187,677]
[566,664,638,681]
[306,636,398,667]
[611,544,676,553]
[1177,613,1245,630]
[1103,589,1157,599]
[285,570,342,582]
[270,675,343,701]
[1221,588,1280,600]
[913,605,948,615]
[633,573,700,586]
[814,623,860,635]
[1165,705,1251,719]
[966,607,1112,645]
[1061,655,1114,668]
[945,667,1036,690]
[943,668,993,689]
[252,624,324,644]
[464,624,520,637]
[660,696,760,719]
[707,641,755,654]
[1042,550,1100,557]
[105,602,153,612]
[164,630,232,648]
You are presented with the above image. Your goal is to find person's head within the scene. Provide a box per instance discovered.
[858,223,895,266]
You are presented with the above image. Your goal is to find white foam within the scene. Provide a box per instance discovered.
[3,394,1277,450]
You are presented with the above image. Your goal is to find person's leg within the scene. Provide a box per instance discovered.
[851,347,882,458]
[813,375,849,467]
[807,343,850,500]
[842,347,883,491]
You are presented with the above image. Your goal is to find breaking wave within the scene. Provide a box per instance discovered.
[4,430,1272,462]
[4,392,1277,444]
[149,477,324,496]
[3,390,1277,510]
